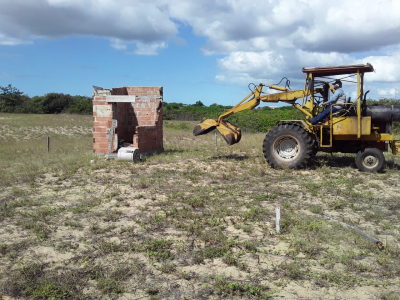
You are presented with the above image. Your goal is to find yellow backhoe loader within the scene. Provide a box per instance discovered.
[193,63,400,172]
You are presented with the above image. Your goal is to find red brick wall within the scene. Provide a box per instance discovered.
[93,95,113,154]
[129,87,163,153]
[92,87,163,155]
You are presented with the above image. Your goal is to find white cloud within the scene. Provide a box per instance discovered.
[1,0,400,91]
[358,50,400,82]
[110,38,127,50]
[0,32,33,45]
[133,42,167,56]
[0,0,177,46]
[167,0,400,92]
[377,88,398,96]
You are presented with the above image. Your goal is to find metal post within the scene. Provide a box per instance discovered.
[47,137,50,153]
[215,131,218,154]
[323,213,384,250]
[276,206,281,234]
[357,71,361,138]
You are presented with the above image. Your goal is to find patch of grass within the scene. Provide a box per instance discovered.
[97,278,124,295]
[212,276,272,299]
[380,291,400,300]
[331,199,347,210]
[309,204,323,214]
[22,221,51,240]
[90,223,116,234]
[202,245,230,259]
[102,209,122,222]
[63,218,83,228]
[158,263,176,273]
[136,239,174,261]
[97,241,127,254]
[274,261,305,280]
[315,270,360,287]
[0,262,86,299]
[145,285,160,296]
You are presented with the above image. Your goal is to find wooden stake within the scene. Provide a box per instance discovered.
[47,137,50,153]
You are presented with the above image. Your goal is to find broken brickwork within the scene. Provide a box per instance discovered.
[92,86,163,155]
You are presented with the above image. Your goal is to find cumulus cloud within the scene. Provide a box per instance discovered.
[0,0,177,52]
[1,0,400,88]
[358,50,400,83]
[133,41,167,55]
[377,88,398,96]
[168,0,400,89]
[110,39,128,51]
[0,32,33,46]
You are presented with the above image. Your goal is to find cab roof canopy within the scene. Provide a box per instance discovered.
[302,63,374,77]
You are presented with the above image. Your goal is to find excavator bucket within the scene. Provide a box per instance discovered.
[193,119,241,145]
[216,120,241,145]
[193,119,218,136]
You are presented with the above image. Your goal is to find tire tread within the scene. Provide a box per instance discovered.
[263,124,314,169]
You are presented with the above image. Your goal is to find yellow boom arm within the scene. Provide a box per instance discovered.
[193,83,322,145]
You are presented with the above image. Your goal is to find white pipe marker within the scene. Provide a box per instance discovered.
[276,206,281,234]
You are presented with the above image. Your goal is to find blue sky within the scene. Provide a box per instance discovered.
[1,0,400,107]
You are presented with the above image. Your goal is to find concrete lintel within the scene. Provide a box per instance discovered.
[106,95,137,103]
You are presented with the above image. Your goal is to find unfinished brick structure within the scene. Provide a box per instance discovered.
[92,86,163,156]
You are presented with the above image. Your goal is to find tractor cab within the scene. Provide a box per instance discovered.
[301,64,376,148]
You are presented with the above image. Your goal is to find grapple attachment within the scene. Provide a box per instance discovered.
[193,119,241,146]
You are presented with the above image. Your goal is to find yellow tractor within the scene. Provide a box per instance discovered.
[193,63,400,172]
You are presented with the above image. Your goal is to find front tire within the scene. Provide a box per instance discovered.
[263,124,314,169]
[355,148,385,172]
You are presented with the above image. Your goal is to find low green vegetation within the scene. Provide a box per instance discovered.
[0,84,92,114]
[3,84,400,134]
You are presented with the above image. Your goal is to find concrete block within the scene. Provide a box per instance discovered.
[93,105,112,118]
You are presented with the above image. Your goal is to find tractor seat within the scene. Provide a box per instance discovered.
[332,97,352,117]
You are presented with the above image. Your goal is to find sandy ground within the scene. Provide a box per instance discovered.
[0,117,399,299]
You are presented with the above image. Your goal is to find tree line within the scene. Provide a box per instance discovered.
[2,84,400,133]
[0,84,92,114]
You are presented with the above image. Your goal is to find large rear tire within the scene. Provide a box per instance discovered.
[355,148,385,172]
[263,124,314,169]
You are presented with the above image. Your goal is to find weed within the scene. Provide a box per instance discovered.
[97,278,124,295]
[331,199,347,210]
[0,263,86,299]
[90,223,115,234]
[202,245,230,259]
[380,291,400,300]
[274,262,305,280]
[309,204,323,214]
[159,263,176,273]
[146,285,160,296]
[102,210,122,222]
[212,276,272,299]
[22,221,51,240]
[138,179,149,189]
[63,218,82,228]
[137,239,174,261]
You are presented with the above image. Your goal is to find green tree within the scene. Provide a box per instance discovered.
[0,84,29,113]
[40,93,75,114]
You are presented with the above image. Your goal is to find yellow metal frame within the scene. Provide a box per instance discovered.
[194,63,399,154]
